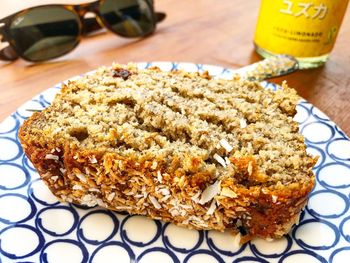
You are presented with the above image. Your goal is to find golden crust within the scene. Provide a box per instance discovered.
[19,126,315,242]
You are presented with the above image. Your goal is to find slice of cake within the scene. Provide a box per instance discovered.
[19,63,317,243]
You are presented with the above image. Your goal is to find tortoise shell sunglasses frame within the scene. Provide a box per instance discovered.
[0,0,165,62]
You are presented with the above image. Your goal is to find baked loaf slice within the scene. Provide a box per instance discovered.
[19,63,317,242]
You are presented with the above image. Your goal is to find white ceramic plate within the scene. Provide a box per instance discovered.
[1,62,350,263]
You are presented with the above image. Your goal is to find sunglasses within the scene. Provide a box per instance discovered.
[0,0,166,62]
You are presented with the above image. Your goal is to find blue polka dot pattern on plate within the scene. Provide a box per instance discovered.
[162,223,204,253]
[307,190,349,218]
[0,193,36,224]
[0,163,30,190]
[311,106,330,121]
[36,206,79,236]
[1,62,350,262]
[329,247,350,263]
[233,257,270,263]
[279,249,327,263]
[206,230,246,256]
[317,163,350,189]
[339,216,350,242]
[292,219,339,250]
[15,100,46,120]
[28,178,59,206]
[306,145,325,170]
[327,138,350,161]
[77,210,118,245]
[137,247,179,263]
[39,87,59,106]
[0,224,44,259]
[302,121,335,144]
[183,249,225,263]
[40,239,89,263]
[121,215,162,247]
[90,241,135,263]
[22,154,37,172]
[0,137,22,162]
[294,103,310,124]
[0,115,19,135]
[250,236,292,258]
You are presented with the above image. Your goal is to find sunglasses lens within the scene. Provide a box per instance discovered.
[99,0,155,37]
[9,6,80,62]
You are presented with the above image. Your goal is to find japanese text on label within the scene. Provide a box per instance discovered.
[280,0,328,19]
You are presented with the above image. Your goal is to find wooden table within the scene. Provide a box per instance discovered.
[1,0,350,135]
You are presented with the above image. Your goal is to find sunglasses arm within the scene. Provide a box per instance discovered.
[0,46,18,61]
[155,12,166,23]
[0,21,18,61]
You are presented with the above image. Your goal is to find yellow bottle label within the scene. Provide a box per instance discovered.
[254,0,349,57]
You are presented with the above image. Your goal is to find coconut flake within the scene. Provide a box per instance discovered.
[72,185,83,190]
[261,188,269,194]
[191,191,201,203]
[221,187,238,198]
[97,198,106,207]
[235,207,246,212]
[225,157,231,166]
[89,156,97,164]
[247,161,253,176]
[188,215,205,225]
[219,139,233,152]
[159,188,170,196]
[52,127,62,134]
[169,208,180,217]
[45,154,59,161]
[240,118,247,128]
[151,161,158,170]
[179,204,192,210]
[141,185,148,198]
[76,173,87,183]
[149,196,162,209]
[107,192,116,201]
[115,206,132,210]
[59,168,66,174]
[272,195,278,203]
[213,154,227,168]
[199,180,221,205]
[180,209,187,217]
[89,188,100,193]
[157,171,163,183]
[81,194,98,207]
[295,213,301,226]
[206,199,217,215]
[160,195,171,202]
[232,233,242,248]
[51,176,58,182]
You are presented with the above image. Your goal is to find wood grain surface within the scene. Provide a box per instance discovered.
[1,0,350,135]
